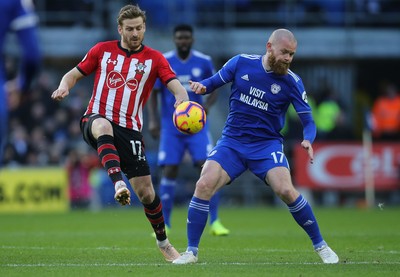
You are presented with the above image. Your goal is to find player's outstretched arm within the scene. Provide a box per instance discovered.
[51,68,84,101]
[166,79,189,107]
[297,112,316,164]
[51,67,85,101]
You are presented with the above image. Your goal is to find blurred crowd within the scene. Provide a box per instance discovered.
[370,81,400,141]
[4,69,90,167]
[33,0,400,29]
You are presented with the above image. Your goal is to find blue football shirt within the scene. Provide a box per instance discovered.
[204,54,312,143]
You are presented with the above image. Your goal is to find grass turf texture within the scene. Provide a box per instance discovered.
[1,207,399,276]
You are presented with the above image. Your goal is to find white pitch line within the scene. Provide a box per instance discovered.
[2,261,400,267]
[1,245,399,255]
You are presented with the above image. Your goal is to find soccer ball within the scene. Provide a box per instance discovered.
[173,101,206,135]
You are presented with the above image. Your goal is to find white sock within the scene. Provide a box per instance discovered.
[157,238,169,247]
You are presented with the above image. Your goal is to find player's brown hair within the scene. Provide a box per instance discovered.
[117,4,146,25]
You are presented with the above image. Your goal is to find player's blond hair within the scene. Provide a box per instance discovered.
[117,4,146,26]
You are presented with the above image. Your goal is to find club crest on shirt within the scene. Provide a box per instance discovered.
[135,62,146,74]
[270,83,281,94]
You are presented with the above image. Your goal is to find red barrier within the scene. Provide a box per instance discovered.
[294,142,400,191]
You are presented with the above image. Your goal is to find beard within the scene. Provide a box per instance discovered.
[177,47,191,59]
[123,35,142,51]
[268,54,290,75]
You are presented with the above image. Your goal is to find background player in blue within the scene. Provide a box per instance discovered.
[173,29,339,264]
[0,0,41,165]
[149,24,229,236]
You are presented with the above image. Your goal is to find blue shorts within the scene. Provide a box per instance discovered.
[158,127,213,166]
[207,135,290,183]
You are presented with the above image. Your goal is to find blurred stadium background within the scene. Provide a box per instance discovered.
[1,0,400,213]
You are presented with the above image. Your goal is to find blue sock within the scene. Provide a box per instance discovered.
[158,177,176,228]
[187,196,209,255]
[288,195,324,248]
[209,191,221,224]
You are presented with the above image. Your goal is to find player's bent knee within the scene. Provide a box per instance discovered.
[194,179,216,199]
[274,186,298,203]
[92,118,113,135]
[135,186,155,204]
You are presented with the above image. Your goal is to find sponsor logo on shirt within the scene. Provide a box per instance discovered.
[107,58,117,65]
[106,70,138,91]
[239,86,269,111]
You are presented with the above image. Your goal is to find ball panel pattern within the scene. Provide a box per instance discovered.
[173,101,206,134]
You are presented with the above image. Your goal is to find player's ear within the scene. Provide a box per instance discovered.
[117,25,122,35]
[266,42,271,52]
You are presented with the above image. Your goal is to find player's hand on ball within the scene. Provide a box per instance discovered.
[174,99,185,108]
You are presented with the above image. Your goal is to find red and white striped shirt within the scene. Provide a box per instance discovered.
[77,41,176,131]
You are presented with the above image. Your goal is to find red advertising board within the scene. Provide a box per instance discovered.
[294,142,400,191]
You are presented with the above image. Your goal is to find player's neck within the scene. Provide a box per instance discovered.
[262,55,272,71]
[120,41,142,53]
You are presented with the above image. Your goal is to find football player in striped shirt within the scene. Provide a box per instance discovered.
[173,29,339,265]
[51,4,188,262]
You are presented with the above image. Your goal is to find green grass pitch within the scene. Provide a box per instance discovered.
[1,206,399,276]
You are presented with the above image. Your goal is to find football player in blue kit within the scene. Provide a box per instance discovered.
[149,24,229,236]
[173,29,339,264]
[0,0,41,165]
